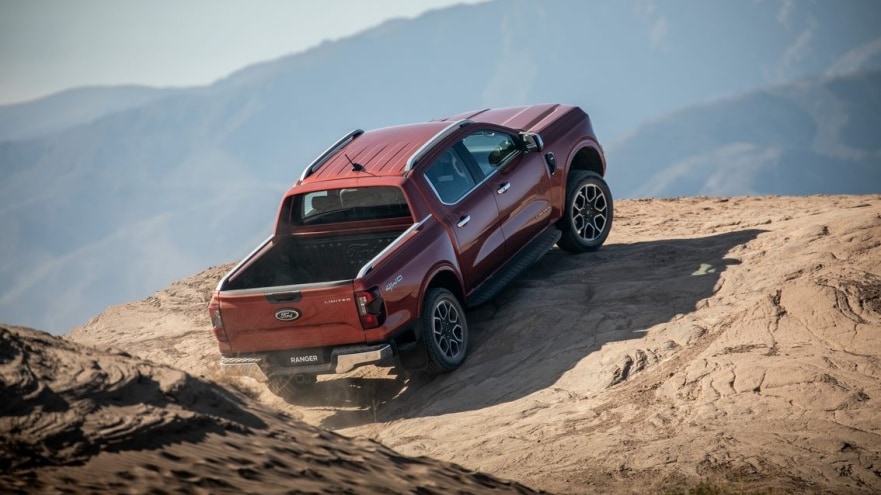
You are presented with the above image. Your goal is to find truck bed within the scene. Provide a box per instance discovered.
[221,229,407,291]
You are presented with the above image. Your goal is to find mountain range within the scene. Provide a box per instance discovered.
[607,69,881,197]
[1,0,880,333]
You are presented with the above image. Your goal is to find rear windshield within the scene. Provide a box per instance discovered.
[283,186,411,226]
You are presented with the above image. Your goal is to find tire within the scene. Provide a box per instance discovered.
[266,373,317,399]
[557,171,613,253]
[418,288,468,374]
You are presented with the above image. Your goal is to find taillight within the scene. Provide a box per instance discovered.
[355,287,386,329]
[208,301,229,343]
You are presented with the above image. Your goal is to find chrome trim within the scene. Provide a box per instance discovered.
[220,356,267,382]
[335,344,392,373]
[533,133,544,151]
[217,236,274,291]
[219,279,352,296]
[520,131,544,153]
[299,128,365,181]
[356,215,431,279]
[404,119,472,172]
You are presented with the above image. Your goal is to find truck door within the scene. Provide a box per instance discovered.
[422,147,506,291]
[461,129,552,253]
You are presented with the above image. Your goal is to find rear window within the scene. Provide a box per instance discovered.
[284,186,411,226]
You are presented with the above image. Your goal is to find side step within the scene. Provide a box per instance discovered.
[465,227,562,308]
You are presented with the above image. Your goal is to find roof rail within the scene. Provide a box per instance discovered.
[299,128,364,181]
[404,119,472,172]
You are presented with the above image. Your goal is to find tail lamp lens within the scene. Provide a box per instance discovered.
[208,302,229,343]
[355,287,386,329]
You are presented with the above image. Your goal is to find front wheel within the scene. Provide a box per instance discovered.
[418,288,468,374]
[557,171,613,253]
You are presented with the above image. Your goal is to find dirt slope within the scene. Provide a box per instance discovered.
[66,195,881,494]
[0,324,540,494]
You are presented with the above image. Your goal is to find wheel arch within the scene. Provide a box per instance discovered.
[566,143,606,178]
[420,267,465,318]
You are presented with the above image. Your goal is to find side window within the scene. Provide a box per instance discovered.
[424,149,477,204]
[462,130,520,176]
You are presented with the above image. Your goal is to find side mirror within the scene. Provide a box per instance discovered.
[520,132,544,153]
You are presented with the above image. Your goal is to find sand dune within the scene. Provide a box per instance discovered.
[0,324,540,493]
[55,195,881,493]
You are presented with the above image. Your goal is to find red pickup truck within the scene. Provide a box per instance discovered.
[208,104,612,398]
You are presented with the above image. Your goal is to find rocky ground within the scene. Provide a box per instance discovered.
[13,195,881,493]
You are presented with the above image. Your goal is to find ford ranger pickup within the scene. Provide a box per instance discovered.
[208,103,612,398]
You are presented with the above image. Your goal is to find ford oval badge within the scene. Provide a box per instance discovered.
[275,308,301,321]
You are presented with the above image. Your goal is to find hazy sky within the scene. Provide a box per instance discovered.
[0,0,488,105]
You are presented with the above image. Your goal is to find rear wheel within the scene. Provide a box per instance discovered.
[419,288,468,374]
[266,373,317,399]
[557,171,613,253]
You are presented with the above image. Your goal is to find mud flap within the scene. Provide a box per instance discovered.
[395,340,427,371]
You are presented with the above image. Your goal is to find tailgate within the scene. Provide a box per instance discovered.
[217,282,364,353]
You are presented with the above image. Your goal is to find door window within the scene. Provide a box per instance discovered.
[462,131,520,176]
[424,149,477,204]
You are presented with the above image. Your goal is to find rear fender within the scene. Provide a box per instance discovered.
[417,264,465,321]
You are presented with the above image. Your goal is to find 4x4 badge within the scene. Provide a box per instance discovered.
[275,309,301,321]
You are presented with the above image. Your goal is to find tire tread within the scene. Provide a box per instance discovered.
[557,171,613,253]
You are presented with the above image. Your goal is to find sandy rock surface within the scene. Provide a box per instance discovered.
[63,195,881,493]
[0,324,540,494]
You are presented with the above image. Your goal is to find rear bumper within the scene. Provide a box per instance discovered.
[220,343,393,381]
[218,356,268,382]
